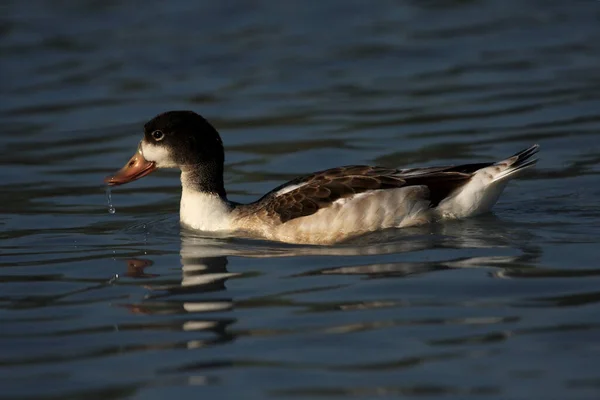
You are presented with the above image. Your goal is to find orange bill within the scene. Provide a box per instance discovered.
[105,148,156,186]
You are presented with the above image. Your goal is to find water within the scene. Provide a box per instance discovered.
[106,186,116,214]
[2,1,600,399]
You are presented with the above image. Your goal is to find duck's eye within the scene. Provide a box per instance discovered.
[152,130,164,141]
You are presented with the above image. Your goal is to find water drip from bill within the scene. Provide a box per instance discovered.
[106,186,116,214]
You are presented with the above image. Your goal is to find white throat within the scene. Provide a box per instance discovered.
[179,172,232,232]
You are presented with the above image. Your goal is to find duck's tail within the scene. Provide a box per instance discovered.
[490,144,539,183]
[436,144,539,218]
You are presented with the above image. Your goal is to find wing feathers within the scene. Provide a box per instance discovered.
[257,164,474,223]
[244,146,539,226]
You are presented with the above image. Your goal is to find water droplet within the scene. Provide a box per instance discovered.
[106,186,116,214]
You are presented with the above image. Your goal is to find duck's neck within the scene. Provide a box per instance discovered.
[181,162,227,199]
[179,165,233,232]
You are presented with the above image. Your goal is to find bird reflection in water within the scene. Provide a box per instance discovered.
[118,215,541,322]
[108,217,549,384]
[119,237,238,350]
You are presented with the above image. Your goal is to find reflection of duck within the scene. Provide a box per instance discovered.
[112,220,545,357]
[106,111,538,245]
[128,237,238,316]
[118,220,541,320]
[136,216,541,292]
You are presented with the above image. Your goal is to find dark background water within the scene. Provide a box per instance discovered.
[2,1,600,399]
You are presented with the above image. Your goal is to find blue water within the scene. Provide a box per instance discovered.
[2,1,600,399]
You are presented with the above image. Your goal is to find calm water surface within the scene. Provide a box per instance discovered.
[2,1,600,399]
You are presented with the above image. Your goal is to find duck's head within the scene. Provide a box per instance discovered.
[105,111,225,190]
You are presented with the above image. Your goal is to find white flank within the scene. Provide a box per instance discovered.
[270,186,433,244]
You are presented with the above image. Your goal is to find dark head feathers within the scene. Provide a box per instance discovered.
[143,110,224,167]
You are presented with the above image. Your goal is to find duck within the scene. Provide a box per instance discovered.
[105,110,539,245]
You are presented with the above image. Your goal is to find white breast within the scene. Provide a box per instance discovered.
[180,188,233,231]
